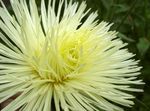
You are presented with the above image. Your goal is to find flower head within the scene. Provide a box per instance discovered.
[0,0,143,111]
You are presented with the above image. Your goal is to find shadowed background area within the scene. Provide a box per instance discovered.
[0,0,150,111]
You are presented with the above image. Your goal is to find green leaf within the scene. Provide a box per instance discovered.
[113,4,130,14]
[100,0,113,10]
[118,33,135,42]
[137,38,150,57]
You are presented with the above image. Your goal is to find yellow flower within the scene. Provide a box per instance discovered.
[0,0,143,111]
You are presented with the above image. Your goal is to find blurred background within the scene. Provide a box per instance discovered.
[1,0,150,111]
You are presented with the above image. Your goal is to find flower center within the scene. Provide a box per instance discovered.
[28,29,94,85]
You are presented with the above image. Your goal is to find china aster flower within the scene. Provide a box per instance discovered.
[0,0,143,111]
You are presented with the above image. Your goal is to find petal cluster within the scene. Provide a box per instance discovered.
[0,0,143,111]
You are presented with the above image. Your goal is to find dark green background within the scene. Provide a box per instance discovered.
[2,0,150,111]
